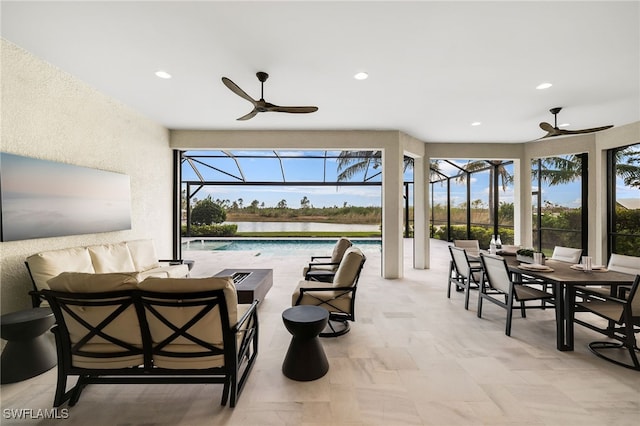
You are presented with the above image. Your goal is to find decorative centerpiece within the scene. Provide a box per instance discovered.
[516,248,543,264]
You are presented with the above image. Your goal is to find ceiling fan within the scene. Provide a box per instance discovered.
[538,107,613,139]
[221,72,318,121]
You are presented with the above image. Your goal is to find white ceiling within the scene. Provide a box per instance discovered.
[2,1,639,143]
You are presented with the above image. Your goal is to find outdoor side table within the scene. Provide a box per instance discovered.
[282,305,329,381]
[1,307,56,384]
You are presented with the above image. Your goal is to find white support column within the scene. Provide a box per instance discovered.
[412,155,429,268]
[519,155,533,249]
[512,159,523,247]
[382,146,404,278]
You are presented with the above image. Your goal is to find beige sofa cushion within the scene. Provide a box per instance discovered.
[138,264,190,280]
[47,272,143,369]
[27,246,96,291]
[138,276,238,369]
[47,271,140,293]
[88,242,136,273]
[126,239,161,271]
[333,247,364,287]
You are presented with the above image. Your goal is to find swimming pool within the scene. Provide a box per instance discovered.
[182,238,381,256]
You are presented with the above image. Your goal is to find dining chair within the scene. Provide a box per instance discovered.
[550,246,583,263]
[575,253,640,299]
[573,275,640,370]
[533,246,583,307]
[448,246,483,310]
[477,253,555,336]
[453,240,480,258]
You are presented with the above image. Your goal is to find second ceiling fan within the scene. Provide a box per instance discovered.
[222,72,318,121]
[538,107,613,139]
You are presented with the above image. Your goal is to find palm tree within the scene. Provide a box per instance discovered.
[615,145,640,188]
[533,155,582,186]
[336,151,417,182]
[455,160,513,223]
[336,151,382,182]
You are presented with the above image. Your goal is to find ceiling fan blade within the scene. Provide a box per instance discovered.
[555,125,614,135]
[222,77,257,106]
[538,122,562,139]
[270,106,318,114]
[539,122,555,132]
[237,109,259,121]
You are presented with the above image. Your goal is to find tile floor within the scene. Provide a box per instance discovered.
[1,239,638,425]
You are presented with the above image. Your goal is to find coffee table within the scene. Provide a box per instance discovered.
[214,269,273,304]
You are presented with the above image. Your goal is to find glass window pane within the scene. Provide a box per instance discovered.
[611,143,640,256]
[533,154,584,256]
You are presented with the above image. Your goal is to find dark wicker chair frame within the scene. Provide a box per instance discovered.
[36,288,258,408]
[477,254,555,336]
[573,275,640,370]
[294,254,366,337]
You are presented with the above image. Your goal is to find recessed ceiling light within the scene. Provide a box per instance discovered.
[471,121,482,126]
[354,72,368,80]
[559,123,570,128]
[536,82,552,90]
[155,70,172,79]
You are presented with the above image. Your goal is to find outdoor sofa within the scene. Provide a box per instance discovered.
[35,273,258,408]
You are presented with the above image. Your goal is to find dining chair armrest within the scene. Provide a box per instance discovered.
[575,287,627,304]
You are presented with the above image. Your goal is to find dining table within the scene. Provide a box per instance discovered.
[502,257,636,351]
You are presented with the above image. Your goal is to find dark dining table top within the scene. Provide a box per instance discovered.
[503,257,636,286]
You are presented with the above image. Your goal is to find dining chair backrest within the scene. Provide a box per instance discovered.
[607,254,640,275]
[551,246,583,263]
[449,246,474,278]
[480,254,511,294]
[454,240,480,257]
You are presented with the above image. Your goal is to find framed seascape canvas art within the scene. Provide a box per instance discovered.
[0,153,131,242]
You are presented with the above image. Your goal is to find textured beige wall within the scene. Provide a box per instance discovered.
[1,40,174,313]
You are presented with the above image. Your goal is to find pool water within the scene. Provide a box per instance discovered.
[182,239,381,256]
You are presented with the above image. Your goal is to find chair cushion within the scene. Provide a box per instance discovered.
[333,247,364,287]
[47,272,143,363]
[126,239,161,271]
[291,280,352,314]
[27,246,96,291]
[88,242,136,273]
[138,277,238,349]
[331,238,353,263]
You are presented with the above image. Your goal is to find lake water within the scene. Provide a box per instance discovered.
[227,221,380,233]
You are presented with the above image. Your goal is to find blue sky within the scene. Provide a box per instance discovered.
[183,150,386,208]
[183,151,638,209]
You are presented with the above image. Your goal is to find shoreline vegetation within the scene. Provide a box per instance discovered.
[183,206,384,238]
[225,206,382,225]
